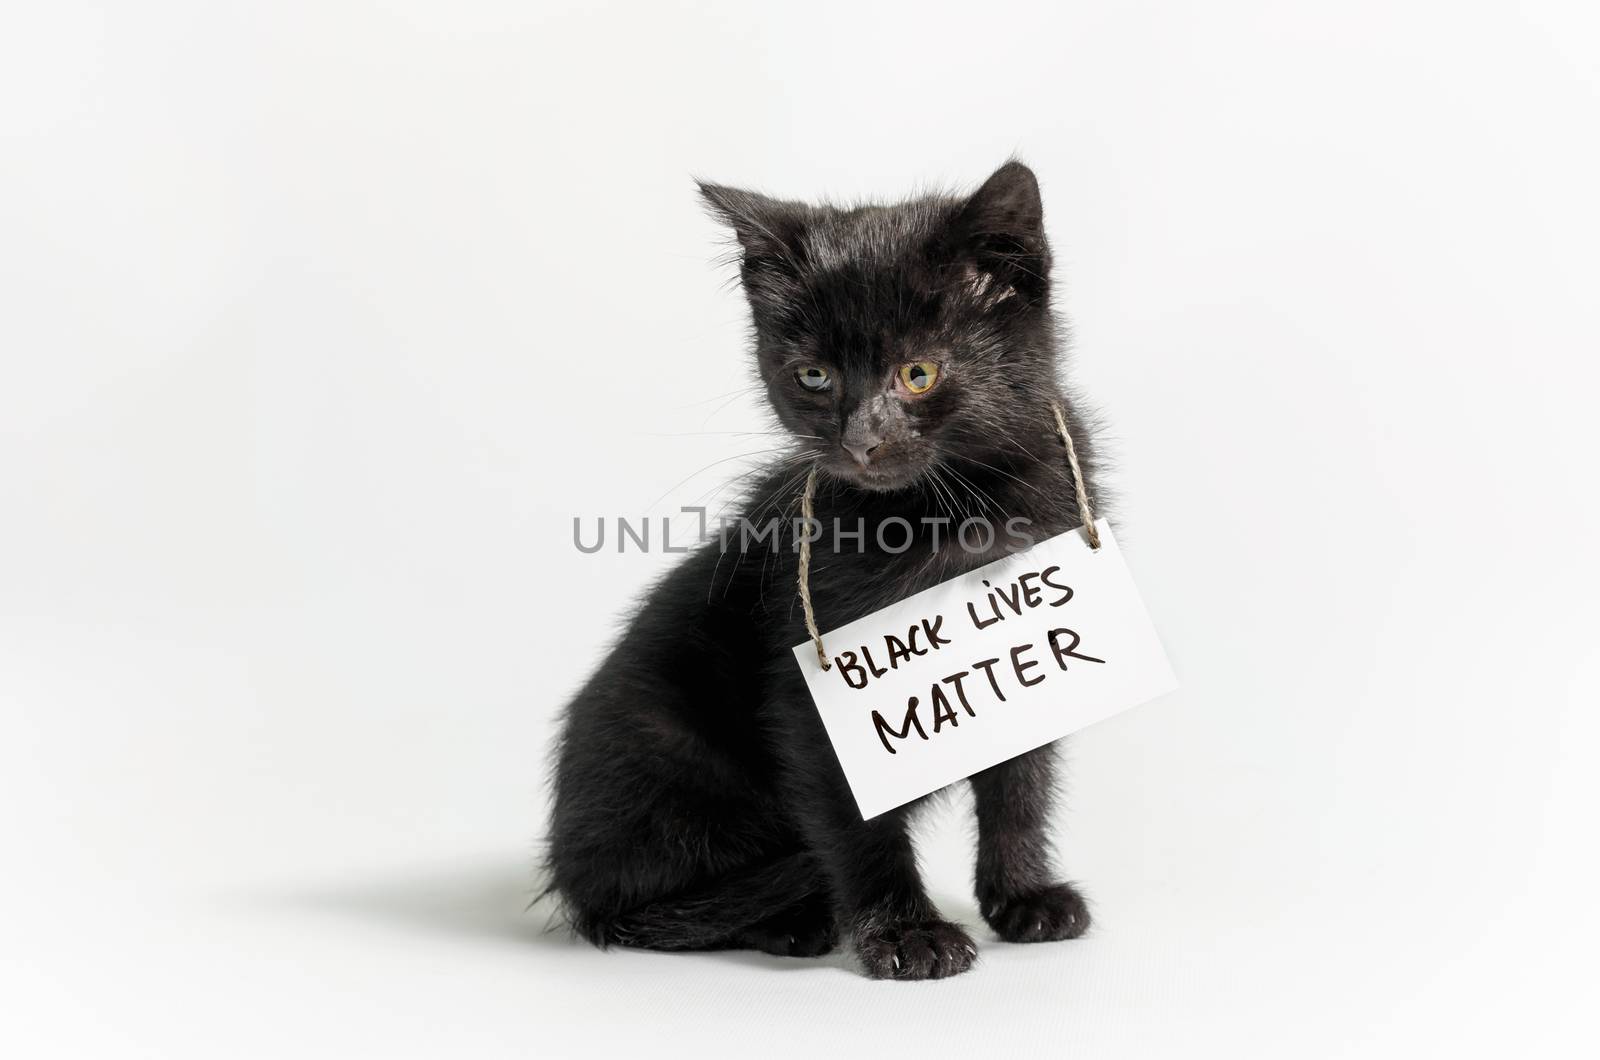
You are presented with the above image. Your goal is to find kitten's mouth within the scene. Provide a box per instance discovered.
[825,454,928,492]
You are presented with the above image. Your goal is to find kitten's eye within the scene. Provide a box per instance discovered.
[796,366,831,392]
[899,361,940,395]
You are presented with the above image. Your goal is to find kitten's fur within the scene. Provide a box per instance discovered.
[546,162,1103,979]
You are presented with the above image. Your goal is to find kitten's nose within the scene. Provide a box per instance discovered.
[842,437,882,467]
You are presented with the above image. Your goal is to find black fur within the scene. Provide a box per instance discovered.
[546,161,1101,979]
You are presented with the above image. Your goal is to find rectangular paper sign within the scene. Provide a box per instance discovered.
[792,520,1177,819]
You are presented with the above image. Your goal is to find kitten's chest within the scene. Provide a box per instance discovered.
[737,467,1081,647]
[789,535,1039,633]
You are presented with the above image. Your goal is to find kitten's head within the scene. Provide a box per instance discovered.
[700,161,1061,491]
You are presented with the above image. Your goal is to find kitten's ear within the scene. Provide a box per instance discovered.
[947,160,1051,309]
[696,182,809,291]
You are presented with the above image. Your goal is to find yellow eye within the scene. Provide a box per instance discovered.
[899,361,939,395]
[796,366,831,391]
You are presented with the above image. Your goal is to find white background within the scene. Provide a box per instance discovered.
[3,2,1597,1057]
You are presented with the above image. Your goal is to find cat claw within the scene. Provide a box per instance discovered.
[982,882,1091,943]
[855,918,977,980]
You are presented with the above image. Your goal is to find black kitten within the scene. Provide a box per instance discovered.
[546,161,1101,980]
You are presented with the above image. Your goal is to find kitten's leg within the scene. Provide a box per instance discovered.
[783,768,977,979]
[970,745,1091,942]
[764,668,977,979]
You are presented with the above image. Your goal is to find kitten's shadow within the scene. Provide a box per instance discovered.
[263,859,574,952]
[259,859,912,974]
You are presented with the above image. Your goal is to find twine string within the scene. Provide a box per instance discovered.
[798,467,829,670]
[1049,400,1101,550]
[795,400,1098,671]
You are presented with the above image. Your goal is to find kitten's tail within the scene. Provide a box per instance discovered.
[565,852,824,952]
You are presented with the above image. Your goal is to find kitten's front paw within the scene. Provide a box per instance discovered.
[854,917,977,980]
[982,882,1091,942]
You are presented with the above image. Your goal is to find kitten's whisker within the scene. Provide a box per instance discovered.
[943,467,996,514]
[699,386,758,429]
[941,462,1003,521]
[697,448,820,522]
[928,466,959,524]
[636,430,822,440]
[923,465,960,523]
[646,448,794,510]
[945,468,977,525]
[662,385,760,411]
[954,453,1053,502]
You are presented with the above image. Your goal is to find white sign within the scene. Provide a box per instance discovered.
[792,520,1177,819]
